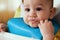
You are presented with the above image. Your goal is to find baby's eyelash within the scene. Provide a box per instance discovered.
[25,8,30,12]
[36,7,42,11]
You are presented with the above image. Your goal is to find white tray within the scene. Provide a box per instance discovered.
[0,32,39,40]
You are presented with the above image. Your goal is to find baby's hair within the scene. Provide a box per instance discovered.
[22,0,53,8]
[46,0,53,8]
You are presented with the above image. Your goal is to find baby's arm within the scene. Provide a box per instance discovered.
[38,20,54,40]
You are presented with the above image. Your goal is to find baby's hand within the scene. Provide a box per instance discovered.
[38,20,54,36]
[0,23,7,32]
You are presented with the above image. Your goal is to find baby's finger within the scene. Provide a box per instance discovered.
[38,21,41,27]
[49,21,54,33]
[45,19,48,23]
[49,21,52,24]
[40,20,44,25]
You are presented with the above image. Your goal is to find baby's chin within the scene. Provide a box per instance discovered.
[30,25,38,28]
[28,22,38,28]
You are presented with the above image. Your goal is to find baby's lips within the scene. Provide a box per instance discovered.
[28,18,36,21]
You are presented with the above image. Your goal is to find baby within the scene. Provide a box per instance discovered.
[20,0,59,40]
[0,22,7,32]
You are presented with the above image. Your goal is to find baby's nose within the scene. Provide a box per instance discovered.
[29,11,37,17]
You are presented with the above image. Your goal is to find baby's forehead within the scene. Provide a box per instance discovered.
[24,0,52,5]
[23,0,53,8]
[23,0,52,3]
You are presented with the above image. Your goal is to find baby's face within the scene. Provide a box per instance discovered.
[23,0,53,27]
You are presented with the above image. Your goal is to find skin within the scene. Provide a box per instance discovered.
[22,0,56,40]
[0,23,7,32]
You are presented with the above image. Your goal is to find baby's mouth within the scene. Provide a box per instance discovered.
[28,19,39,23]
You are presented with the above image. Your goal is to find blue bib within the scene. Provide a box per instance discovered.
[7,18,59,40]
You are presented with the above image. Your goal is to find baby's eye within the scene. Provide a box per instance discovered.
[25,8,30,12]
[36,7,42,11]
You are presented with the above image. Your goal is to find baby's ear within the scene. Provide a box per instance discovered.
[50,8,56,19]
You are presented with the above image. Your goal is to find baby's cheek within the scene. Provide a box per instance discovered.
[23,16,29,25]
[38,16,49,20]
[37,17,44,20]
[38,13,50,19]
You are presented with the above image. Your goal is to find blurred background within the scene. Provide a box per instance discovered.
[0,0,21,23]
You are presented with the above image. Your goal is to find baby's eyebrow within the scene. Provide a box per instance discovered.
[24,4,44,7]
[36,4,44,6]
[24,5,29,7]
